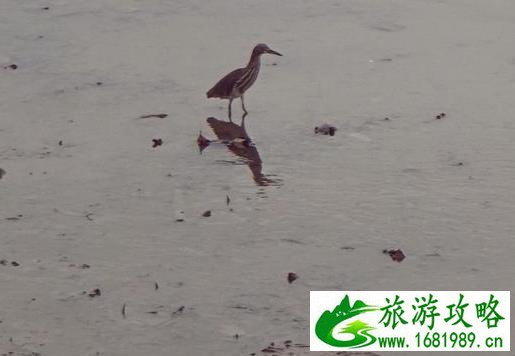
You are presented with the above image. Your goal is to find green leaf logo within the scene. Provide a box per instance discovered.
[315,295,379,348]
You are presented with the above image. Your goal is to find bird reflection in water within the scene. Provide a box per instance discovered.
[197,114,279,186]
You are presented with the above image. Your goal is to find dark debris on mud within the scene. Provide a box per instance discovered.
[87,288,101,298]
[0,259,20,267]
[152,138,163,148]
[254,340,308,355]
[287,272,298,284]
[139,113,168,119]
[2,64,17,70]
[252,340,381,355]
[250,340,380,356]
[383,248,406,262]
[314,124,337,136]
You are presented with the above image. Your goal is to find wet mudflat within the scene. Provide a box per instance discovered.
[1,0,515,355]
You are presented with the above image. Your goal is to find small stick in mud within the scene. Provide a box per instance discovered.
[172,306,185,315]
[139,114,168,119]
[88,288,101,297]
[121,303,127,318]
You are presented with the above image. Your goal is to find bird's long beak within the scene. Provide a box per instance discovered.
[266,49,282,56]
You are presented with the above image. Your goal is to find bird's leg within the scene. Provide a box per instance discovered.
[241,95,248,115]
[228,98,233,122]
[240,112,247,127]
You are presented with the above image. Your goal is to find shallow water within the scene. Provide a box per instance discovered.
[1,0,515,355]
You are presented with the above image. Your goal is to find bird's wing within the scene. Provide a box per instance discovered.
[206,68,246,98]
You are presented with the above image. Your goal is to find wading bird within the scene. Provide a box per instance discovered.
[206,44,282,119]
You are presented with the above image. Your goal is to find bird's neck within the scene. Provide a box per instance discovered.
[246,52,261,69]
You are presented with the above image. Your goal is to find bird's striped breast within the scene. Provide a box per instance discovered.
[233,62,260,96]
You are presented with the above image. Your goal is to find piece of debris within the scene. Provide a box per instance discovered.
[226,195,231,206]
[96,82,103,86]
[340,246,355,250]
[5,215,23,221]
[384,117,390,121]
[175,218,184,222]
[0,168,5,179]
[233,334,239,339]
[139,113,167,119]
[152,138,163,148]
[261,342,283,353]
[121,303,126,318]
[3,64,17,70]
[435,112,446,120]
[79,264,90,269]
[293,343,309,348]
[0,260,8,265]
[287,272,298,284]
[197,131,211,152]
[202,210,211,217]
[42,6,50,10]
[383,248,406,262]
[11,261,20,267]
[172,305,185,315]
[154,282,159,290]
[88,288,101,297]
[58,140,63,146]
[314,124,337,136]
